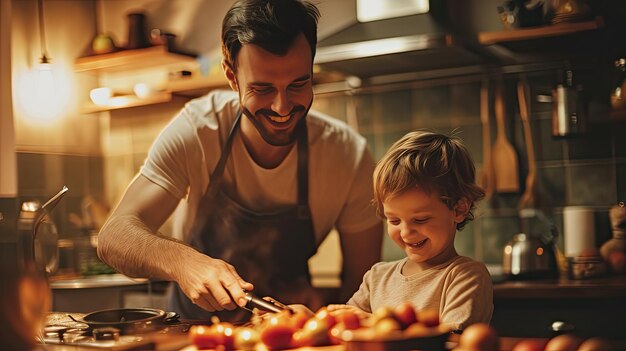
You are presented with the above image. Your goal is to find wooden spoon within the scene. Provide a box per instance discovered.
[491,81,519,193]
[517,78,539,209]
[479,80,495,200]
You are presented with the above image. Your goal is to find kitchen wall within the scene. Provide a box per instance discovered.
[8,0,102,242]
[6,0,626,276]
[313,73,626,263]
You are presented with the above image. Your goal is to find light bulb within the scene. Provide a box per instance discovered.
[35,61,55,109]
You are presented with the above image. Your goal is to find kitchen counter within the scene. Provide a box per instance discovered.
[493,275,626,299]
[50,273,149,289]
[492,275,626,340]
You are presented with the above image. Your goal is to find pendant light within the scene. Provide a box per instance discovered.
[35,0,54,104]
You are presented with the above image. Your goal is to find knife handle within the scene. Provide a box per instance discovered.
[243,292,291,314]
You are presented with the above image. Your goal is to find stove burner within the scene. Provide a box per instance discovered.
[41,312,190,350]
[93,327,121,341]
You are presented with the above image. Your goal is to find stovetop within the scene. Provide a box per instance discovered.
[40,313,190,350]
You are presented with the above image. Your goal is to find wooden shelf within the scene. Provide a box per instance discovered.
[167,74,229,96]
[478,17,604,45]
[80,91,172,114]
[79,73,229,113]
[74,45,230,113]
[74,45,196,73]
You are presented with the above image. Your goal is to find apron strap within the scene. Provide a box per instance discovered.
[296,120,310,220]
[206,110,242,198]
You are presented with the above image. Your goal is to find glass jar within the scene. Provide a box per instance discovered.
[611,59,626,109]
[18,201,59,275]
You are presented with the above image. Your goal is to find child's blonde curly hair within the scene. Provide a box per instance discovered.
[373,130,485,230]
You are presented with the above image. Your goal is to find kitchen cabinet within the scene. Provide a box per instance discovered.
[74,45,229,113]
[475,17,606,68]
[491,276,626,340]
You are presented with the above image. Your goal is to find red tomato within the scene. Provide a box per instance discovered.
[512,338,548,351]
[292,318,331,347]
[394,303,418,329]
[289,311,310,329]
[213,322,235,350]
[328,322,347,345]
[189,325,222,350]
[544,333,583,351]
[314,307,337,329]
[374,317,402,337]
[578,337,615,351]
[233,327,260,350]
[417,309,440,327]
[403,322,431,337]
[459,323,498,351]
[334,310,362,330]
[260,315,297,350]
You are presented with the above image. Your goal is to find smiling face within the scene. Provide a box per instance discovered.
[383,187,467,274]
[224,33,314,147]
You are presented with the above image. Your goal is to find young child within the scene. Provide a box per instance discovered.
[328,130,493,331]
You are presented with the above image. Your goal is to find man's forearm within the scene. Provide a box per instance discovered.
[97,214,198,281]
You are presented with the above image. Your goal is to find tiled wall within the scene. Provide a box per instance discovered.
[313,70,626,265]
[15,70,626,268]
[15,152,105,239]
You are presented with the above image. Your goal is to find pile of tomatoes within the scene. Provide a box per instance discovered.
[188,302,445,350]
[455,323,619,351]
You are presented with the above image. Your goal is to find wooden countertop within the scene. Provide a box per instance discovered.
[493,275,626,299]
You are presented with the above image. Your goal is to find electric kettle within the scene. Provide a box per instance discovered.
[502,209,559,280]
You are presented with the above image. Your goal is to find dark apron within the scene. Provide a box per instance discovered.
[168,112,322,323]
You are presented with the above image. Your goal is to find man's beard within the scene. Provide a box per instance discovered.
[241,98,313,147]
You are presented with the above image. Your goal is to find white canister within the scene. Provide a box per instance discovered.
[563,206,596,257]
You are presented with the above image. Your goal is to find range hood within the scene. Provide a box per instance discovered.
[314,0,489,81]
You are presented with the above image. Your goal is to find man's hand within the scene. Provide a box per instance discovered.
[174,253,254,312]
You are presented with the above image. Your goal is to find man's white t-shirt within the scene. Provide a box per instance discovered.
[140,90,380,245]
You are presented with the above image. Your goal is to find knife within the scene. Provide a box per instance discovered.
[242,291,292,314]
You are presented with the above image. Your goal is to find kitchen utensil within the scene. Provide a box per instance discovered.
[502,209,559,279]
[243,291,292,314]
[551,69,587,138]
[491,81,520,193]
[480,80,495,200]
[517,78,539,209]
[68,308,179,334]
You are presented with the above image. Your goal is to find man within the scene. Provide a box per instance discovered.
[97,0,382,322]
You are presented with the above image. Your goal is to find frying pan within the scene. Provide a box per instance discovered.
[68,308,179,334]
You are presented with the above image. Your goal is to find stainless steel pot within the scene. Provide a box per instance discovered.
[502,209,559,279]
[502,233,559,279]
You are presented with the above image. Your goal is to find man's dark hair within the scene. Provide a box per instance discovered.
[221,0,320,71]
